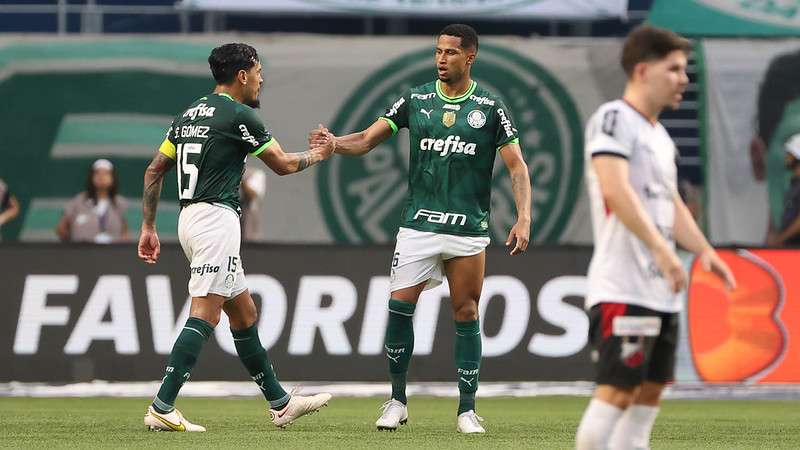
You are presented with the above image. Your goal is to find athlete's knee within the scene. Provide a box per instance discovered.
[223,291,259,330]
[636,382,665,405]
[595,384,636,409]
[229,310,258,330]
[453,300,479,322]
[191,310,221,327]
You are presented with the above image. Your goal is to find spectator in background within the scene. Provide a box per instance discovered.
[240,167,267,241]
[56,158,129,243]
[768,135,800,247]
[0,177,20,241]
[750,49,800,241]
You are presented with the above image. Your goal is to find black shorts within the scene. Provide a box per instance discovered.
[588,302,679,388]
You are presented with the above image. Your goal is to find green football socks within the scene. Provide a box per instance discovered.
[455,319,481,415]
[152,317,214,414]
[385,299,416,405]
[232,324,290,409]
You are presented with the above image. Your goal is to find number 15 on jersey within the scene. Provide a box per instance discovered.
[177,143,202,200]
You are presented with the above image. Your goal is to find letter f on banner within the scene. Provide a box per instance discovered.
[14,275,77,354]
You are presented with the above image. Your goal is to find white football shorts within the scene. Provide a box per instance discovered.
[389,227,490,292]
[178,202,247,299]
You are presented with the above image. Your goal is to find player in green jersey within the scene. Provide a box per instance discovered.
[311,24,532,434]
[138,43,334,432]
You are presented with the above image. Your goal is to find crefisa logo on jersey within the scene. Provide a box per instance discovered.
[467,110,486,129]
[183,103,216,120]
[320,43,583,244]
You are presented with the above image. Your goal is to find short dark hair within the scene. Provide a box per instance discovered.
[621,25,691,77]
[439,24,479,52]
[208,43,259,85]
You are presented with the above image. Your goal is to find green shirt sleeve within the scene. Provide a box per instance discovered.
[494,98,520,150]
[235,107,274,155]
[380,89,411,134]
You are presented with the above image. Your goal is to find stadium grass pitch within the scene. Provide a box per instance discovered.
[0,396,797,449]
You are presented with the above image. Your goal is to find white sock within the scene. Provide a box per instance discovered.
[608,405,660,450]
[576,398,625,450]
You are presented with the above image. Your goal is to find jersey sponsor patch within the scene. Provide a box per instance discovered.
[183,102,216,120]
[190,263,220,276]
[413,208,467,226]
[497,108,515,138]
[386,97,405,118]
[612,316,662,337]
[419,135,476,156]
[238,124,260,147]
[469,94,495,106]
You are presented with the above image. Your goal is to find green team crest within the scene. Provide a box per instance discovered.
[319,43,582,244]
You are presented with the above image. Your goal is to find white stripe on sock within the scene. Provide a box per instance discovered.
[183,326,206,338]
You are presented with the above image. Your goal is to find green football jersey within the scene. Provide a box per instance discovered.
[381,80,520,237]
[158,92,274,213]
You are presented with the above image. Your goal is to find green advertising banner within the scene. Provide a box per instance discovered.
[649,0,800,36]
[0,39,216,242]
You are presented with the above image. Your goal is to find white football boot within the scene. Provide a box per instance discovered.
[270,390,332,428]
[456,410,485,434]
[144,406,206,432]
[375,399,408,431]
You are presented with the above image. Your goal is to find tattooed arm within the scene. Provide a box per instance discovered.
[138,152,175,264]
[499,142,532,255]
[257,132,336,175]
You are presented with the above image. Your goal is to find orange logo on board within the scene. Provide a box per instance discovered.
[687,250,787,382]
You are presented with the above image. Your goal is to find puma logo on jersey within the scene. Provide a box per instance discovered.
[420,108,433,119]
[183,103,216,120]
[419,135,476,156]
[460,377,475,387]
[386,354,400,363]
